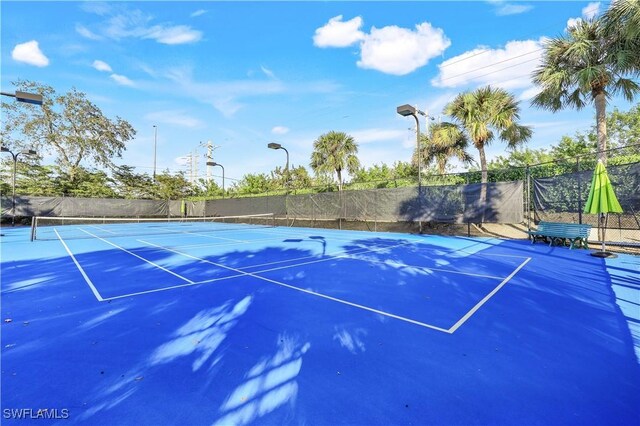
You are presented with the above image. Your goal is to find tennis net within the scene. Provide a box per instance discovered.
[30,213,277,241]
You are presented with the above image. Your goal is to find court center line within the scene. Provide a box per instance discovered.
[135,239,450,332]
[54,229,104,302]
[79,228,195,284]
[103,245,404,301]
[447,257,532,334]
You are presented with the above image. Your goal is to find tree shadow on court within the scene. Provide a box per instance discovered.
[2,235,639,425]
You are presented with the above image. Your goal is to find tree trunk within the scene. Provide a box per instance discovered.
[477,144,488,223]
[337,169,342,191]
[478,145,488,184]
[595,90,607,164]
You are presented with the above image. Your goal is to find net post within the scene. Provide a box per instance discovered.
[30,216,37,241]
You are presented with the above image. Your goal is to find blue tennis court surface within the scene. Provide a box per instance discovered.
[2,223,639,425]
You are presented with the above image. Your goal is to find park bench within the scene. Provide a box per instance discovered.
[526,221,592,249]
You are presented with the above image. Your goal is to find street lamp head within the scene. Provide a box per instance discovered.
[15,91,43,106]
[267,142,282,150]
[0,146,9,153]
[397,104,416,117]
[206,161,220,167]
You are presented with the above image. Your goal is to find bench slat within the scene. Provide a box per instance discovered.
[527,221,592,249]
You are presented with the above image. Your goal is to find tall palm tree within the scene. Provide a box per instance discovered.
[532,18,640,163]
[414,122,474,174]
[310,131,360,191]
[603,0,640,73]
[444,86,532,184]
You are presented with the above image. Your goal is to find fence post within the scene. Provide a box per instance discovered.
[526,166,531,231]
[577,158,583,225]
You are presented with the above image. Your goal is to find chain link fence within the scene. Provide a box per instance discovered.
[3,145,640,251]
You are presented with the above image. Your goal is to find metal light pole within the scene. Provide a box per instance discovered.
[267,142,289,190]
[153,125,158,181]
[397,104,428,188]
[1,147,37,226]
[206,161,225,196]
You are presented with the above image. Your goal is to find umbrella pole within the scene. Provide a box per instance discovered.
[592,213,617,258]
[601,213,606,253]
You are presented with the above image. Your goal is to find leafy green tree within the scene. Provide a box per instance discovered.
[65,169,117,198]
[487,147,552,169]
[233,173,273,195]
[532,18,640,162]
[112,165,154,199]
[418,122,474,174]
[266,164,312,193]
[16,164,61,196]
[310,131,360,191]
[288,165,312,191]
[550,134,596,159]
[192,178,223,198]
[445,86,532,184]
[607,105,640,151]
[153,170,193,199]
[1,80,136,184]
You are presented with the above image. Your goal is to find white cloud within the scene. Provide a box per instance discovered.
[272,126,290,135]
[261,66,277,80]
[431,39,543,89]
[519,86,540,101]
[92,60,112,72]
[110,74,135,87]
[78,6,202,45]
[567,2,601,29]
[11,40,49,67]
[349,128,406,144]
[357,23,450,75]
[158,66,337,117]
[80,2,112,16]
[190,9,207,18]
[174,156,189,166]
[76,24,103,40]
[582,2,601,19]
[495,3,533,16]
[313,15,365,48]
[145,111,204,128]
[567,17,582,28]
[144,25,202,45]
[313,16,450,75]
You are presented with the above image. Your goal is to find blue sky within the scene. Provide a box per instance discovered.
[2,1,633,186]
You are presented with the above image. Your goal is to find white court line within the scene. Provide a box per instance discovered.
[102,245,393,301]
[174,235,294,250]
[79,229,195,284]
[100,233,529,334]
[128,239,449,333]
[54,229,104,301]
[180,231,248,243]
[253,227,530,260]
[87,224,118,235]
[447,257,532,333]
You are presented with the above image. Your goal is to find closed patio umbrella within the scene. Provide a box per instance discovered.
[583,160,623,258]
